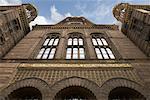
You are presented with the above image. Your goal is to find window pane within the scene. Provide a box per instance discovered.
[67,48,72,54]
[79,38,83,45]
[43,38,50,46]
[68,38,72,45]
[66,48,72,59]
[53,38,59,46]
[79,48,85,59]
[73,48,78,59]
[95,48,103,59]
[48,38,54,46]
[73,38,78,45]
[97,38,103,46]
[101,38,108,46]
[36,48,45,59]
[79,48,84,54]
[42,48,50,59]
[101,48,109,59]
[92,38,98,46]
[106,48,115,59]
[48,48,56,59]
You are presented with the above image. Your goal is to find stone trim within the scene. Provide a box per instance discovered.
[0,77,50,100]
[100,78,149,99]
[50,76,101,99]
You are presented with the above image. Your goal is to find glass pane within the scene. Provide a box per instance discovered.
[106,48,115,59]
[92,38,98,46]
[101,48,109,59]
[79,48,85,59]
[42,48,50,59]
[48,38,54,46]
[73,38,78,45]
[43,38,50,46]
[79,48,84,54]
[101,38,108,46]
[79,38,83,45]
[36,48,45,59]
[73,48,78,59]
[45,48,50,54]
[48,48,56,59]
[53,38,59,46]
[95,48,103,59]
[68,38,72,45]
[66,48,72,59]
[67,48,72,54]
[73,48,78,54]
[96,38,103,46]
[66,54,71,59]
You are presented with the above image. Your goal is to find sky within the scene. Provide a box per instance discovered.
[0,0,149,27]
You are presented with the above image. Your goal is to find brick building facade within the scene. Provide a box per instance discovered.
[0,3,150,100]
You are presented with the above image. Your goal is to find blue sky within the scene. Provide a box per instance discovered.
[0,0,149,26]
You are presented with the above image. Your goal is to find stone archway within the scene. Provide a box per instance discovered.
[8,87,42,100]
[0,78,50,100]
[108,87,146,100]
[100,78,148,100]
[54,86,96,100]
[50,77,101,100]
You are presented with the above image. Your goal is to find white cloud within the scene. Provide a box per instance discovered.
[0,0,22,5]
[29,5,72,29]
[29,16,50,29]
[75,1,112,24]
[50,5,72,24]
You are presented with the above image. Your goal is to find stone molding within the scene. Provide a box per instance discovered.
[100,78,149,99]
[0,78,50,100]
[50,76,101,99]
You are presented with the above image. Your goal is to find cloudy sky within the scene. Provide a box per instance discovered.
[0,0,149,27]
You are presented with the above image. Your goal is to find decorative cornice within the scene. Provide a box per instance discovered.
[33,24,119,30]
[19,63,132,68]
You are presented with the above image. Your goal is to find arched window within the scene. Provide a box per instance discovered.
[36,34,60,59]
[91,34,115,59]
[66,33,85,59]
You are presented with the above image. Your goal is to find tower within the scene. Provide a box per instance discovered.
[0,4,37,58]
[113,3,150,56]
[0,3,150,100]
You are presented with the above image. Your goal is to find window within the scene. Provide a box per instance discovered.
[10,19,21,31]
[92,34,115,59]
[66,34,85,59]
[68,22,83,25]
[36,34,59,59]
[0,29,5,45]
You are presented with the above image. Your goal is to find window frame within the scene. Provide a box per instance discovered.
[91,34,115,60]
[36,34,60,59]
[66,33,86,59]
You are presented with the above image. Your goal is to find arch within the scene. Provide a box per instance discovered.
[109,87,146,100]
[90,33,116,59]
[66,32,86,59]
[50,76,101,99]
[8,87,42,100]
[100,78,148,99]
[46,32,61,37]
[67,32,84,38]
[0,78,50,100]
[90,32,104,35]
[54,86,97,100]
[36,33,60,59]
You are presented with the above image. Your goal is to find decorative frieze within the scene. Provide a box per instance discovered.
[20,63,132,68]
